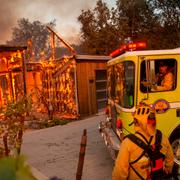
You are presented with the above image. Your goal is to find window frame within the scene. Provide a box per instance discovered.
[113,61,135,109]
[140,59,177,93]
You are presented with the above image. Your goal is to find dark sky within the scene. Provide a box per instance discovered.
[0,0,114,45]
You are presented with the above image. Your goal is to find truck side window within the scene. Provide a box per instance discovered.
[140,59,177,92]
[114,63,124,105]
[107,66,115,98]
[115,61,135,108]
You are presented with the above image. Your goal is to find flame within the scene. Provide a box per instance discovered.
[0,50,24,107]
[40,57,77,116]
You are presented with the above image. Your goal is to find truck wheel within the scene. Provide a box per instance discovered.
[170,132,180,177]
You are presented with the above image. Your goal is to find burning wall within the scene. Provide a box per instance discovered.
[0,47,26,109]
[39,57,78,117]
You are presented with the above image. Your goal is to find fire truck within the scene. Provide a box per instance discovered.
[99,41,180,172]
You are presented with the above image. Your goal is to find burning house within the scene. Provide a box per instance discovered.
[0,46,27,108]
[0,28,109,118]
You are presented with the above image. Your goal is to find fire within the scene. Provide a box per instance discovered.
[31,56,78,118]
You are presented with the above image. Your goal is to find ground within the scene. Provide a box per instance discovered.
[22,113,114,180]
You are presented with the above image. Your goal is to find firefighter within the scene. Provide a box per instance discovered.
[112,103,174,180]
[152,61,174,91]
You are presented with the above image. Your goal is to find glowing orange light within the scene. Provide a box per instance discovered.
[127,41,147,50]
[109,45,127,57]
[109,40,147,57]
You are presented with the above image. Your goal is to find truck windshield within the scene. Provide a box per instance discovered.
[107,61,135,108]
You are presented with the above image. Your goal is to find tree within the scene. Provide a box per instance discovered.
[78,0,179,53]
[115,0,161,48]
[78,0,119,55]
[78,0,160,54]
[148,0,180,49]
[150,0,180,27]
[7,18,56,61]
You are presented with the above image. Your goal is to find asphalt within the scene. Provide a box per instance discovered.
[22,113,114,180]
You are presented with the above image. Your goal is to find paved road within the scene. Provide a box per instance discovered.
[22,114,114,180]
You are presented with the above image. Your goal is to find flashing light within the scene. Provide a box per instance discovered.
[116,119,123,129]
[109,45,127,57]
[128,41,147,50]
[109,40,147,58]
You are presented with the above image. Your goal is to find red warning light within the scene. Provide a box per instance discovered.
[109,40,147,58]
[109,45,127,57]
[127,41,147,51]
[116,119,123,129]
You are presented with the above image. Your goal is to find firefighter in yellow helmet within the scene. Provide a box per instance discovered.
[112,103,174,180]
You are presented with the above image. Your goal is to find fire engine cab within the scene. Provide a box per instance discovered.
[99,41,180,172]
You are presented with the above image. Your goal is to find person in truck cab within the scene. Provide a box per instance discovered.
[151,61,174,91]
[112,103,174,180]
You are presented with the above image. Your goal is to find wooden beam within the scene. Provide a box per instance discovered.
[46,26,76,55]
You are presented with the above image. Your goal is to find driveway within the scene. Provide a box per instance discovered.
[22,114,114,180]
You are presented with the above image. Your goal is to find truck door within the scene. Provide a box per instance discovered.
[137,54,179,135]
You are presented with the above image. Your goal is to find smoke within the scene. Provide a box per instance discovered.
[0,0,105,45]
[0,1,20,44]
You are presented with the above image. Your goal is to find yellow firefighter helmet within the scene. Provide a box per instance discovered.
[133,103,156,136]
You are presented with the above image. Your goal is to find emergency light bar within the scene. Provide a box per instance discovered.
[110,41,147,58]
